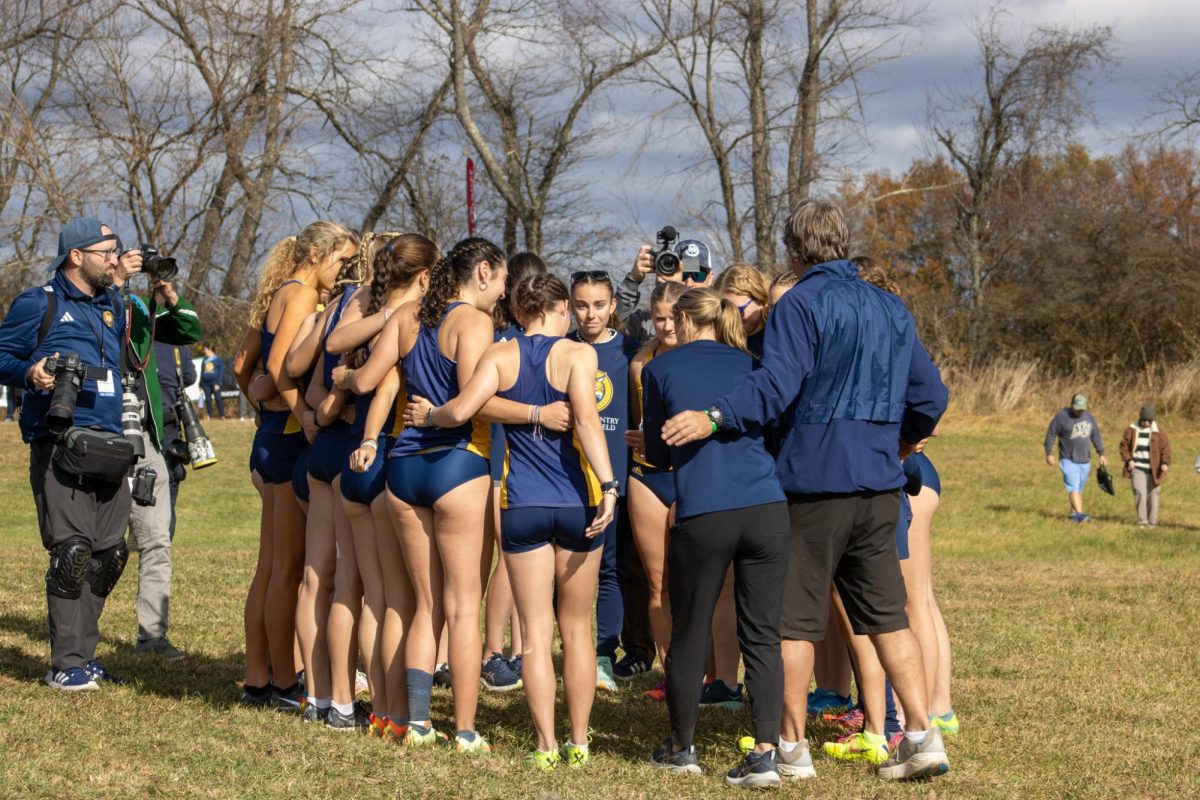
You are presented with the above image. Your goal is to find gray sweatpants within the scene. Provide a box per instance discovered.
[30,441,132,670]
[128,436,173,641]
[1131,469,1160,526]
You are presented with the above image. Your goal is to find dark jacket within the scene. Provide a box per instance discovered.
[126,293,202,447]
[1119,423,1171,486]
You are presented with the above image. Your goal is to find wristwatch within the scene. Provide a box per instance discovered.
[600,479,620,495]
[705,405,724,431]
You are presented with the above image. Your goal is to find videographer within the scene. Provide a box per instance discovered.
[618,233,717,347]
[0,218,135,691]
[113,249,201,661]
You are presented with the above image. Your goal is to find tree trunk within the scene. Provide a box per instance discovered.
[744,0,774,266]
[788,0,821,212]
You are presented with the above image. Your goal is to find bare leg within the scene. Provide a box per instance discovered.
[833,588,886,735]
[297,477,336,703]
[628,478,671,668]
[1068,490,1083,516]
[555,545,603,746]
[483,489,518,657]
[346,494,386,714]
[390,489,441,725]
[505,545,557,751]
[813,607,853,697]
[244,471,273,687]
[376,493,413,720]
[901,487,940,700]
[265,482,306,688]
[930,592,953,715]
[711,567,740,686]
[328,476,362,707]
[780,638,814,742]
[869,628,931,732]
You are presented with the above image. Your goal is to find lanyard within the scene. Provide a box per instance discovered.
[123,290,156,372]
[80,295,109,371]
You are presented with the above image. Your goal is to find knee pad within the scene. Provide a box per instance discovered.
[46,536,92,599]
[87,539,129,598]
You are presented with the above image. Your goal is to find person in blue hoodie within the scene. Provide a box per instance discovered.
[662,200,950,782]
[641,287,789,788]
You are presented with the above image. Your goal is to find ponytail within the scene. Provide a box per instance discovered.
[674,287,748,353]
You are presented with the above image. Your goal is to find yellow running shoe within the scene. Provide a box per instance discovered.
[822,731,889,765]
[402,724,446,748]
[451,731,492,755]
[525,748,561,770]
[561,742,590,768]
[931,711,960,736]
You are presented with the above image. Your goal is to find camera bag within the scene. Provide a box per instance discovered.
[53,426,137,484]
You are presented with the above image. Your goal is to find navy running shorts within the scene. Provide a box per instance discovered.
[501,505,602,554]
[341,436,394,506]
[629,464,675,507]
[385,447,489,508]
[308,421,356,484]
[251,429,308,485]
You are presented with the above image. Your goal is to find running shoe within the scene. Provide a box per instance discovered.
[888,731,904,753]
[450,731,492,755]
[612,653,651,681]
[480,652,522,692]
[384,717,408,742]
[301,702,327,723]
[507,654,522,679]
[561,742,590,768]
[822,730,889,765]
[326,701,371,732]
[775,740,816,780]
[433,662,452,688]
[83,660,128,686]
[807,688,852,715]
[239,684,273,707]
[643,681,666,701]
[270,683,305,713]
[725,748,781,789]
[649,740,702,774]
[699,679,743,711]
[402,723,447,748]
[525,748,560,770]
[930,710,960,736]
[45,666,98,692]
[824,706,864,731]
[877,729,950,781]
[135,636,188,661]
[367,712,384,738]
[596,656,618,692]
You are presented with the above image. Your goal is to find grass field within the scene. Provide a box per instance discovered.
[1,413,1198,799]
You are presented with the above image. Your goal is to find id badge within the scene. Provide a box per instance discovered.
[96,369,117,397]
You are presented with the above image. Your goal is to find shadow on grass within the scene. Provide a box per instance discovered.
[984,504,1200,532]
[0,608,245,705]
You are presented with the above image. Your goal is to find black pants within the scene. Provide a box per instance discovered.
[665,502,789,747]
[617,501,656,663]
[30,441,132,670]
[162,420,187,541]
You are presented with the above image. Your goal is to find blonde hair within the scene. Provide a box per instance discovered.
[768,270,798,294]
[852,255,901,296]
[713,263,769,306]
[650,280,688,308]
[674,287,748,353]
[782,199,848,267]
[248,220,356,327]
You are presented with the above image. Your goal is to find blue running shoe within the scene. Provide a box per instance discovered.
[650,740,703,774]
[699,679,743,710]
[480,652,522,692]
[45,666,98,692]
[84,660,128,686]
[807,688,851,715]
[726,748,782,789]
[507,655,522,679]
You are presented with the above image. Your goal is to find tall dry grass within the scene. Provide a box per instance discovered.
[945,358,1200,422]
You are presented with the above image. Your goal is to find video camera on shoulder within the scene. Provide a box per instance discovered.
[44,353,110,436]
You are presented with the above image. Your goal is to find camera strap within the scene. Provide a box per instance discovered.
[122,290,157,372]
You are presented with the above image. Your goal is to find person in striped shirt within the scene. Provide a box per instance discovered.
[1119,404,1172,527]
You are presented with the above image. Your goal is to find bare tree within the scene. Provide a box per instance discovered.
[929,10,1112,357]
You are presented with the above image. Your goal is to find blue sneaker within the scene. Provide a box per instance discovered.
[699,679,744,710]
[84,660,128,686]
[612,653,651,680]
[649,740,703,774]
[480,652,522,692]
[507,655,522,679]
[45,666,98,692]
[807,688,851,715]
[726,748,782,788]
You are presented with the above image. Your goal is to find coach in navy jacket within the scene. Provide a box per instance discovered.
[662,200,951,780]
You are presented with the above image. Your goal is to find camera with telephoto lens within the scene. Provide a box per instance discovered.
[121,373,146,458]
[43,353,111,436]
[139,244,178,282]
[174,367,217,469]
[131,465,156,506]
[651,226,681,276]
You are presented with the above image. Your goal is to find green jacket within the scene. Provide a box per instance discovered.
[126,292,202,448]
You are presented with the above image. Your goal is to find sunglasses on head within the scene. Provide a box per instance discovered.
[571,270,612,285]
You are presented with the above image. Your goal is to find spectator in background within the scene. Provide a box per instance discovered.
[4,384,21,421]
[1119,403,1171,527]
[618,239,717,347]
[200,344,225,419]
[1044,393,1107,523]
[154,342,198,540]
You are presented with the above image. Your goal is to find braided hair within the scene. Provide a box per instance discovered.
[349,232,439,368]
[419,237,505,329]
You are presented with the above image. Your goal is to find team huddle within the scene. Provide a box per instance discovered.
[235,200,956,787]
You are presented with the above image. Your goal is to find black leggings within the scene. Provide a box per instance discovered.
[665,501,789,747]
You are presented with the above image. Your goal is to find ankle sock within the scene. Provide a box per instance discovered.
[332,701,353,716]
[244,683,271,698]
[935,710,956,722]
[904,728,929,744]
[456,730,476,742]
[276,682,299,696]
[406,668,433,723]
[778,738,799,753]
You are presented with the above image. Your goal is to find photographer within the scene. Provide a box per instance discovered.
[154,342,197,540]
[618,233,717,347]
[0,218,134,690]
[113,249,201,661]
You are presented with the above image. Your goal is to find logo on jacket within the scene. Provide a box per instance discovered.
[594,370,613,412]
[102,310,115,328]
